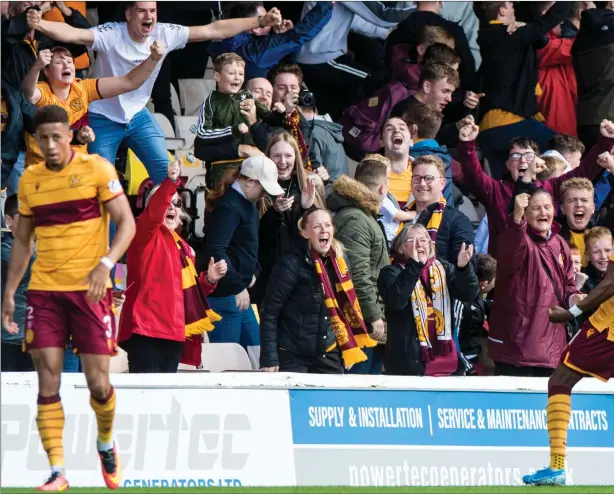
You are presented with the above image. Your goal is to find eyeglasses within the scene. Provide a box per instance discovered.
[508,152,535,162]
[411,175,442,185]
[171,199,183,208]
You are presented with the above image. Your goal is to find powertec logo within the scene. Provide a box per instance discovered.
[1,397,251,484]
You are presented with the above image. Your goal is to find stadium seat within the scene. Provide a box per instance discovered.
[170,84,181,118]
[174,115,199,150]
[109,348,129,373]
[201,343,253,372]
[178,79,216,116]
[247,346,260,370]
[153,113,185,150]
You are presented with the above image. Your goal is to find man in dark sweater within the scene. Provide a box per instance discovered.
[473,1,572,179]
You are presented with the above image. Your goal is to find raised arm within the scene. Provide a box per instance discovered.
[28,8,94,47]
[188,8,282,42]
[138,162,180,243]
[21,49,52,104]
[457,123,498,205]
[510,2,572,47]
[97,41,165,100]
[497,195,531,275]
[548,120,614,202]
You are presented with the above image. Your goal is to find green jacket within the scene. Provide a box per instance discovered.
[327,175,389,324]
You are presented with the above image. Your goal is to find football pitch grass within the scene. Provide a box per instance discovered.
[3,487,614,493]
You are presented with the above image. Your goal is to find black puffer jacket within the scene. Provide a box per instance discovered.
[378,258,479,376]
[260,242,338,368]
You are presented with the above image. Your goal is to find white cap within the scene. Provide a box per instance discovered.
[240,155,285,196]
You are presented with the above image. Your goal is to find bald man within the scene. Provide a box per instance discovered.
[247,77,273,109]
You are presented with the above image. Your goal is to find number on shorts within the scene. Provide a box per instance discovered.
[103,315,113,339]
[26,306,34,323]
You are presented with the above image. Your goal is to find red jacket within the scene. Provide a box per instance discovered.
[488,218,579,369]
[537,32,577,136]
[118,178,215,344]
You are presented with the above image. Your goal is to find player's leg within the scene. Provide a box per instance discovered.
[25,291,71,492]
[70,290,121,490]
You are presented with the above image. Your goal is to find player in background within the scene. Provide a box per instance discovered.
[21,40,166,167]
[523,151,614,487]
[2,105,136,492]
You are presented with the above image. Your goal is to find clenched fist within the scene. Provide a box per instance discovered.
[36,49,53,69]
[150,40,165,61]
[600,119,614,139]
[513,193,530,223]
[262,7,282,27]
[77,126,95,144]
[26,8,41,30]
[459,122,479,142]
[168,160,181,181]
[597,151,614,173]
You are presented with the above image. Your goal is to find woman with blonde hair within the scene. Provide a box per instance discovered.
[378,223,478,376]
[252,131,326,306]
[260,207,377,373]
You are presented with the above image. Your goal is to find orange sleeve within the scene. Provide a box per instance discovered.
[36,83,55,107]
[43,2,86,22]
[95,157,124,203]
[81,78,102,104]
[17,175,33,217]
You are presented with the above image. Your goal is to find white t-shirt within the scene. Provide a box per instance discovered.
[380,196,401,243]
[88,22,189,124]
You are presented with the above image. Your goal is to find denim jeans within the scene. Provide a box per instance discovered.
[207,296,260,350]
[88,108,169,185]
[347,345,385,375]
[478,119,556,180]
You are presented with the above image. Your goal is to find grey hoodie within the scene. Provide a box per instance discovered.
[297,1,415,65]
[300,115,349,194]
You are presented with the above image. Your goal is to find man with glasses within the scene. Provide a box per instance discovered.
[457,119,614,258]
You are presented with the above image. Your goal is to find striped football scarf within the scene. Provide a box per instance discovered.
[404,195,447,241]
[311,247,377,367]
[286,108,313,171]
[172,231,221,337]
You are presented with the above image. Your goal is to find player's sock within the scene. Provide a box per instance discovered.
[36,394,65,475]
[547,385,571,471]
[90,385,116,452]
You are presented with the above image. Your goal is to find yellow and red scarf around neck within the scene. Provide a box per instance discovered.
[311,247,377,367]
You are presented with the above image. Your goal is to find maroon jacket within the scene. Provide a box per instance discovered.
[456,135,613,258]
[118,178,216,344]
[488,217,579,369]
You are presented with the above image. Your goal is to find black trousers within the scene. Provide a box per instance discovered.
[125,334,184,374]
[278,348,344,374]
[1,342,34,372]
[299,54,370,121]
[494,361,554,378]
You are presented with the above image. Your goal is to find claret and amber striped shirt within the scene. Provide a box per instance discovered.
[18,152,123,291]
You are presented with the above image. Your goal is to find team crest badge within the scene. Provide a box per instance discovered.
[69,175,82,187]
[70,98,84,112]
[25,329,34,344]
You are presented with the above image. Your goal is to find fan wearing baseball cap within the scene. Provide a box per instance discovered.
[200,155,284,349]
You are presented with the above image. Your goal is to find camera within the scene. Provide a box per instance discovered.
[299,89,315,108]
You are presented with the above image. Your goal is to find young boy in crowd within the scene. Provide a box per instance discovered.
[583,226,613,294]
[569,245,588,292]
[537,153,567,181]
[548,133,585,170]
[194,53,270,187]
[21,42,166,167]
[404,102,455,206]
[460,253,497,376]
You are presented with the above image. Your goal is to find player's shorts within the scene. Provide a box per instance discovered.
[560,320,614,382]
[24,290,117,356]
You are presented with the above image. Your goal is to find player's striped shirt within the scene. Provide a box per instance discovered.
[18,152,123,291]
[25,78,101,167]
[589,252,614,338]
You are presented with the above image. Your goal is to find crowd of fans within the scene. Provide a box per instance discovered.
[1,0,614,378]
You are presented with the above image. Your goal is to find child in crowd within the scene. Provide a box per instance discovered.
[404,102,455,206]
[21,42,165,166]
[569,245,588,291]
[194,53,271,187]
[460,253,497,376]
[583,227,613,294]
[537,153,567,181]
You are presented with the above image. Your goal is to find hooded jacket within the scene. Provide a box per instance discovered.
[208,2,334,80]
[456,135,614,258]
[300,115,349,191]
[573,7,614,127]
[327,175,389,324]
[489,218,579,369]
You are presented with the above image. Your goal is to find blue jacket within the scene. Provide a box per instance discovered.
[1,234,34,344]
[595,171,611,211]
[208,2,333,80]
[410,139,455,207]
